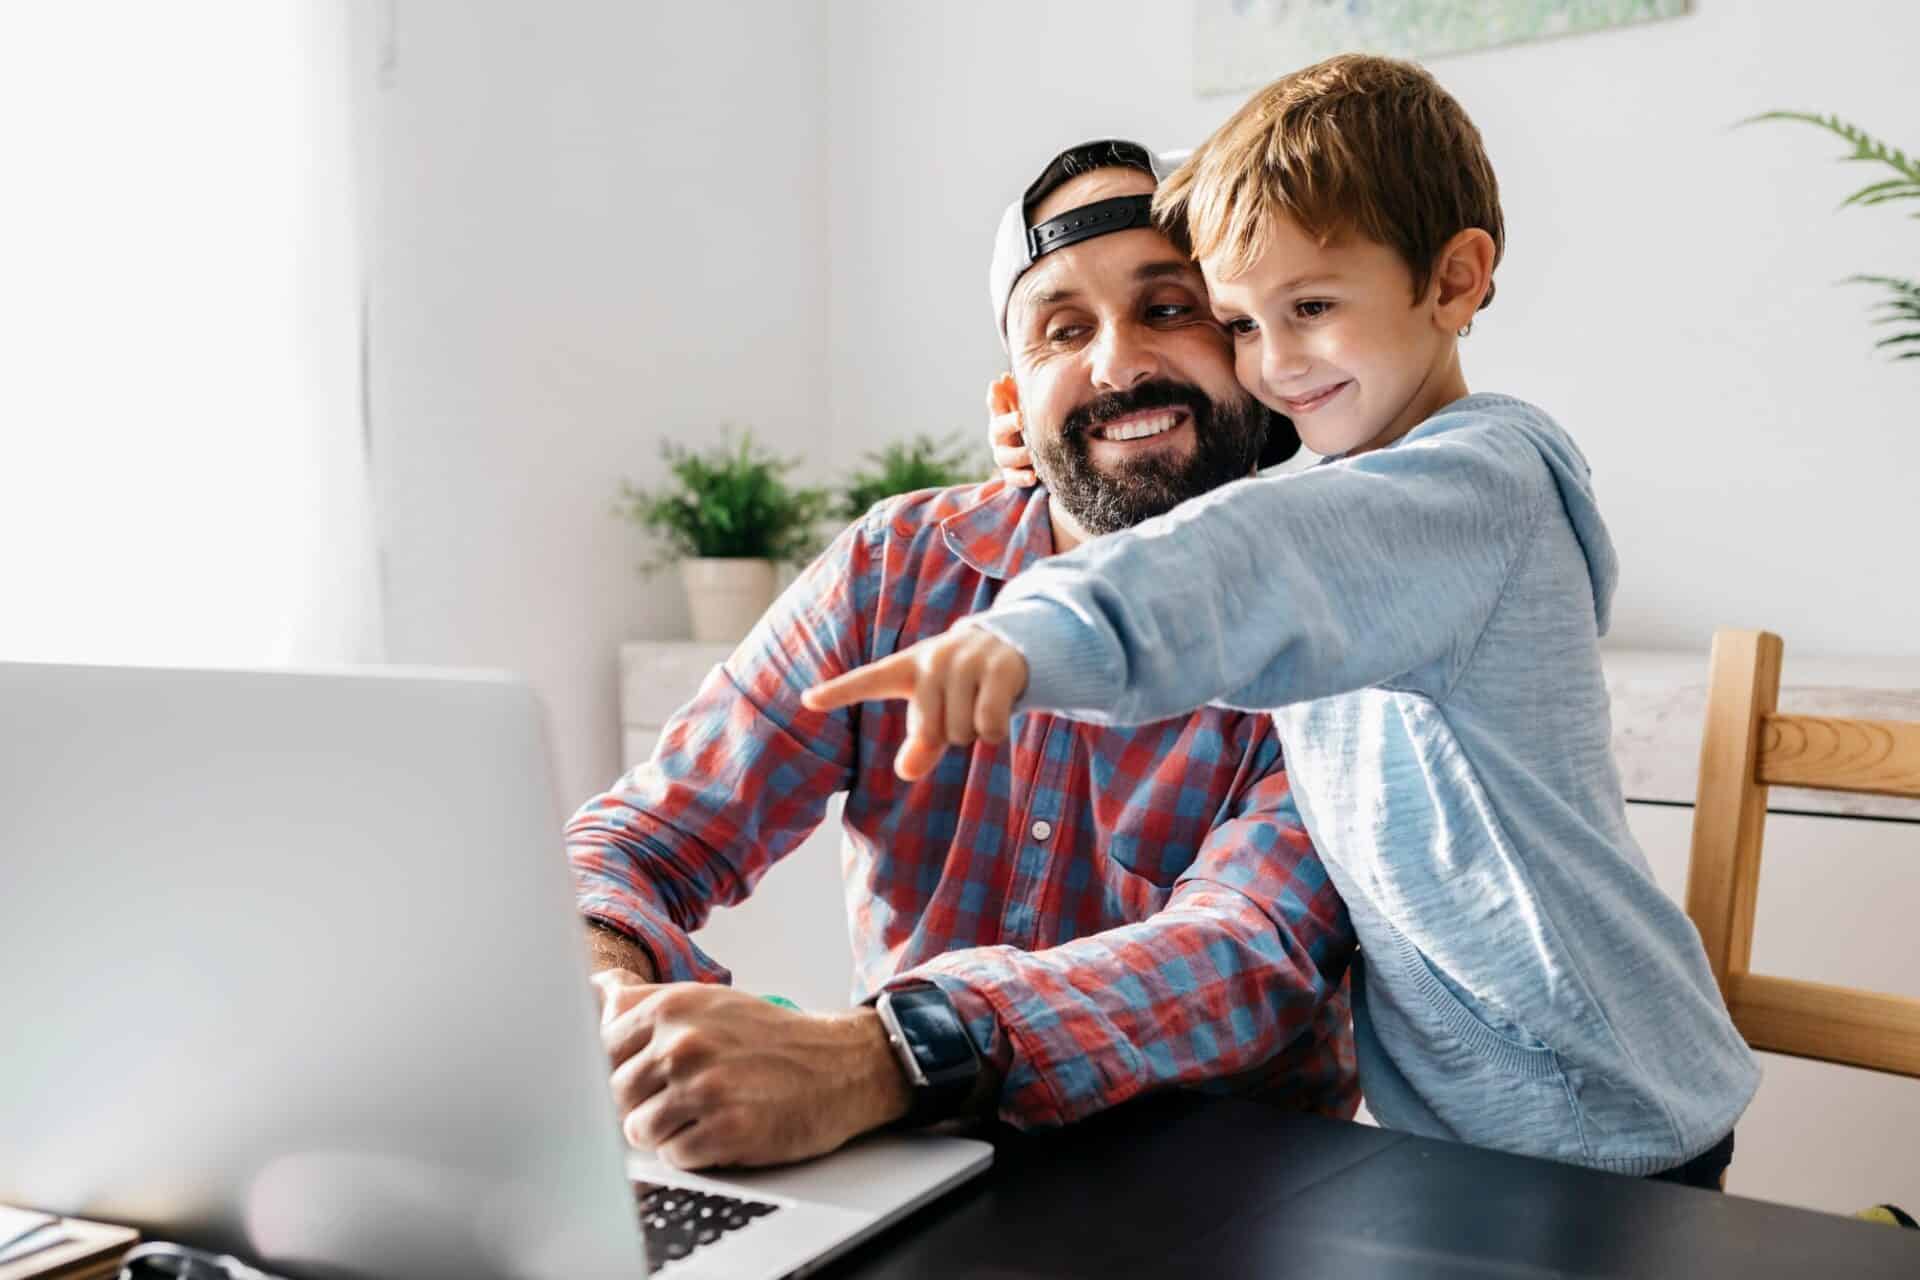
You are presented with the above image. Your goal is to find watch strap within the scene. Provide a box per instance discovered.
[877,982,983,1129]
[900,1064,976,1129]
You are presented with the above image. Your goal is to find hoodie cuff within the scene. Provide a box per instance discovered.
[968,599,1120,716]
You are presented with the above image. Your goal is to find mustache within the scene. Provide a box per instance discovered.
[1061,379,1212,438]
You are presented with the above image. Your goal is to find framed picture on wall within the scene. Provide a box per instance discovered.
[1195,0,1690,94]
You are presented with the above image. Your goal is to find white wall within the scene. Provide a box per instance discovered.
[826,0,1920,661]
[364,0,831,804]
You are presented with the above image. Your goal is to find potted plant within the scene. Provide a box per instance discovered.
[618,432,830,643]
[1743,112,1919,363]
[840,433,983,519]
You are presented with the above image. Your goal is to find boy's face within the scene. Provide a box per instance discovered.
[1203,214,1462,458]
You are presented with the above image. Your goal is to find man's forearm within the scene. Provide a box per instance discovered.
[902,884,1341,1128]
[584,919,658,982]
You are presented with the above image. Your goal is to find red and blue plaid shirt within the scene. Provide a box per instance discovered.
[568,481,1357,1127]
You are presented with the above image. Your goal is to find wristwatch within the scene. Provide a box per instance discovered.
[873,981,983,1128]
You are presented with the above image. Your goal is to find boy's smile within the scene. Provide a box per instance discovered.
[1203,213,1486,459]
[1274,380,1352,417]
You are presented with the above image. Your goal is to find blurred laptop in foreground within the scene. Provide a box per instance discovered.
[0,662,987,1279]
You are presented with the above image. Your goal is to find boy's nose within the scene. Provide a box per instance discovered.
[1260,337,1311,390]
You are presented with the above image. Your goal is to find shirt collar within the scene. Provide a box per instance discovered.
[939,480,1058,581]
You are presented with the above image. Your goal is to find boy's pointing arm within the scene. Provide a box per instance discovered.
[976,423,1549,724]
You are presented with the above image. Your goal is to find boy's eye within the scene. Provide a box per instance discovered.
[1295,300,1334,320]
[1222,317,1259,338]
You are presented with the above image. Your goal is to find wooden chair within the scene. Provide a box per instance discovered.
[1686,628,1920,1078]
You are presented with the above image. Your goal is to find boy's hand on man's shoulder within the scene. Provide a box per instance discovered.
[986,373,1036,489]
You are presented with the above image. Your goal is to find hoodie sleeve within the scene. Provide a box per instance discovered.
[976,419,1553,723]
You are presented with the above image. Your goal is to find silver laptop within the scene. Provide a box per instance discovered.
[0,662,989,1279]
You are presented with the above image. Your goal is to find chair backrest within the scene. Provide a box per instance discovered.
[1686,629,1920,1078]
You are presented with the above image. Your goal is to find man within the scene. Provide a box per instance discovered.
[572,139,1356,1171]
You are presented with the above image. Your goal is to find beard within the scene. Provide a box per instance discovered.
[1029,378,1269,537]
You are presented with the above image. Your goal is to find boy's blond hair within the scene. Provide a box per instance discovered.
[1157,53,1504,309]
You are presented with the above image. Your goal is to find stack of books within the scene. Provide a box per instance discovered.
[0,1207,137,1280]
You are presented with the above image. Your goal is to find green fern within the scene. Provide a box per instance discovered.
[839,433,983,519]
[1743,113,1920,361]
[616,431,831,568]
[1851,274,1920,361]
[1741,112,1920,214]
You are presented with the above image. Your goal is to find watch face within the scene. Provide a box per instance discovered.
[896,990,975,1074]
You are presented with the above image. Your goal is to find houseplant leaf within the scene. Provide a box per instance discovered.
[617,430,831,569]
[840,434,985,520]
[1747,115,1920,363]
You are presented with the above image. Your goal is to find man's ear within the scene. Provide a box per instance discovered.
[1430,228,1496,334]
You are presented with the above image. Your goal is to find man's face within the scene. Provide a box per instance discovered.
[1006,168,1267,537]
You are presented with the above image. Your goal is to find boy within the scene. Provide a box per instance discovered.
[806,54,1757,1186]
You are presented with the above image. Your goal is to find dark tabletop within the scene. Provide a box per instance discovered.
[819,1092,1920,1278]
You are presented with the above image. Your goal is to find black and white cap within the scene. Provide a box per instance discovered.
[988,139,1174,347]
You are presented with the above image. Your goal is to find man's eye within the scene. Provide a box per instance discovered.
[1047,325,1088,345]
[1295,300,1334,320]
[1222,317,1259,338]
[1146,304,1192,322]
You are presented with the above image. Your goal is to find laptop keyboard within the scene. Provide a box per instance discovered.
[634,1179,781,1272]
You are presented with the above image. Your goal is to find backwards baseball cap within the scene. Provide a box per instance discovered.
[987,138,1300,470]
[990,139,1172,345]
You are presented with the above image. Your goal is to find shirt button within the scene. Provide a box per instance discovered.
[1030,820,1052,841]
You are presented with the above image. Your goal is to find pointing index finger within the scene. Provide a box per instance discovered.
[802,650,921,712]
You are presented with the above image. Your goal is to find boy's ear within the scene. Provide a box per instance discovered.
[1430,228,1497,333]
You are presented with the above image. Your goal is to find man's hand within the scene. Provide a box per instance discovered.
[591,975,911,1170]
[986,374,1036,488]
[801,628,1029,781]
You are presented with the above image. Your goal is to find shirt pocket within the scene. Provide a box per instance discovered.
[1099,828,1202,888]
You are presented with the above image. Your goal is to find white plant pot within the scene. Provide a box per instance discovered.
[679,557,779,644]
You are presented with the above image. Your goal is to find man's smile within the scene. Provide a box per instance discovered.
[1086,407,1191,444]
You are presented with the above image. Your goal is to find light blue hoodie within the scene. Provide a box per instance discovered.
[976,393,1758,1174]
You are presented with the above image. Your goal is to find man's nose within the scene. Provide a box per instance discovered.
[1087,322,1160,392]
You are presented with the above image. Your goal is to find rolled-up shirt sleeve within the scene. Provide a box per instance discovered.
[567,518,876,982]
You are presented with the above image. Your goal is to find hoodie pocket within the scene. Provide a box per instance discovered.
[1371,933,1590,1162]
[1399,933,1561,1077]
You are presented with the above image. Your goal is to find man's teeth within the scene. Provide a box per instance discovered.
[1091,412,1180,442]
